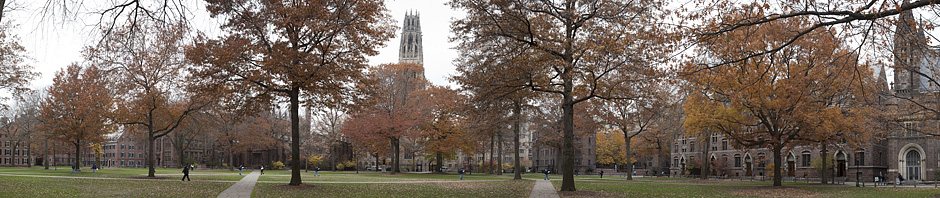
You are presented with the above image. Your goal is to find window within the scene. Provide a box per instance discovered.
[674,158,679,167]
[121,153,125,158]
[855,151,865,166]
[689,143,695,152]
[802,152,811,167]
[139,154,142,158]
[722,140,728,150]
[121,144,125,149]
[904,122,916,137]
[757,154,766,168]
[129,145,134,150]
[734,155,742,167]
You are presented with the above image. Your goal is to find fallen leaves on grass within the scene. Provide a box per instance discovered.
[557,190,619,197]
[730,187,818,198]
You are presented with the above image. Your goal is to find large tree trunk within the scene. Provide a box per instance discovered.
[289,88,303,185]
[821,143,828,184]
[44,138,49,169]
[513,102,522,180]
[490,136,496,174]
[148,135,156,177]
[625,133,633,180]
[12,144,17,167]
[702,133,711,180]
[73,140,81,171]
[436,152,443,172]
[178,144,185,168]
[229,142,235,171]
[560,75,576,191]
[391,137,400,174]
[773,144,783,186]
[497,133,503,175]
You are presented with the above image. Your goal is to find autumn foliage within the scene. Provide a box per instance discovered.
[39,64,114,170]
[682,11,880,186]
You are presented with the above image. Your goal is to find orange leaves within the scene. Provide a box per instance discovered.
[39,63,114,147]
[682,6,882,185]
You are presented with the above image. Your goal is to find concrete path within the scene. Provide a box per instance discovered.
[217,170,260,198]
[529,179,560,198]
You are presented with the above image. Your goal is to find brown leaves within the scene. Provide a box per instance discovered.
[39,63,115,167]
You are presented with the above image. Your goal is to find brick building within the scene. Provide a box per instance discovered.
[671,5,940,183]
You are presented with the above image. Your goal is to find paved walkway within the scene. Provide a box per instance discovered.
[528,179,560,198]
[217,170,260,198]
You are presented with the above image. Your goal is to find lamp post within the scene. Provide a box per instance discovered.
[855,158,860,187]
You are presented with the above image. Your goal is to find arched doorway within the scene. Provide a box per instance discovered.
[898,143,925,181]
[836,152,846,177]
[745,155,752,176]
[680,157,686,175]
[786,153,795,177]
[906,150,921,181]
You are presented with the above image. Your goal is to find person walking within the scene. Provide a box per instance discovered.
[70,165,76,173]
[459,168,465,180]
[898,173,904,185]
[315,166,320,176]
[92,164,97,173]
[600,170,604,178]
[182,165,191,181]
[544,169,551,180]
[260,166,265,175]
[239,165,243,175]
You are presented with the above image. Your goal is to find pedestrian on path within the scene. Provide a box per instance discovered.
[544,169,551,180]
[600,170,604,178]
[315,166,320,176]
[92,164,97,173]
[182,165,191,181]
[70,165,76,173]
[239,165,243,175]
[261,166,265,175]
[459,168,465,180]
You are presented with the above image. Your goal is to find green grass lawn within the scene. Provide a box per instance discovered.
[0,175,231,197]
[551,177,940,198]
[257,170,535,182]
[0,166,245,181]
[253,180,534,198]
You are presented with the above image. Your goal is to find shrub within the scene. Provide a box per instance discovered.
[336,163,345,170]
[272,161,285,170]
[222,163,229,168]
[343,161,356,170]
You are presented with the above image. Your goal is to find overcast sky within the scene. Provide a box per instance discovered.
[9,0,462,91]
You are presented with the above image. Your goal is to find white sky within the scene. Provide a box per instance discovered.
[9,0,462,91]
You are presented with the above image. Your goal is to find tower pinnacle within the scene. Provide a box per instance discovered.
[399,11,424,67]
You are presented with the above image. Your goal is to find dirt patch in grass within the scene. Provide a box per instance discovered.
[558,190,619,197]
[271,184,322,190]
[129,176,172,180]
[730,186,818,198]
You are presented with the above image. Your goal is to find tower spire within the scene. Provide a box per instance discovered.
[893,0,927,94]
[399,10,424,69]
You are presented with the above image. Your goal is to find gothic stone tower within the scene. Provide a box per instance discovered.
[893,1,928,95]
[399,11,424,66]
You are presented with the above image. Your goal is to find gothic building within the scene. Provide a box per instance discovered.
[671,4,940,183]
[399,11,424,67]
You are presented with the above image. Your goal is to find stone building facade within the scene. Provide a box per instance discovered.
[671,5,940,183]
